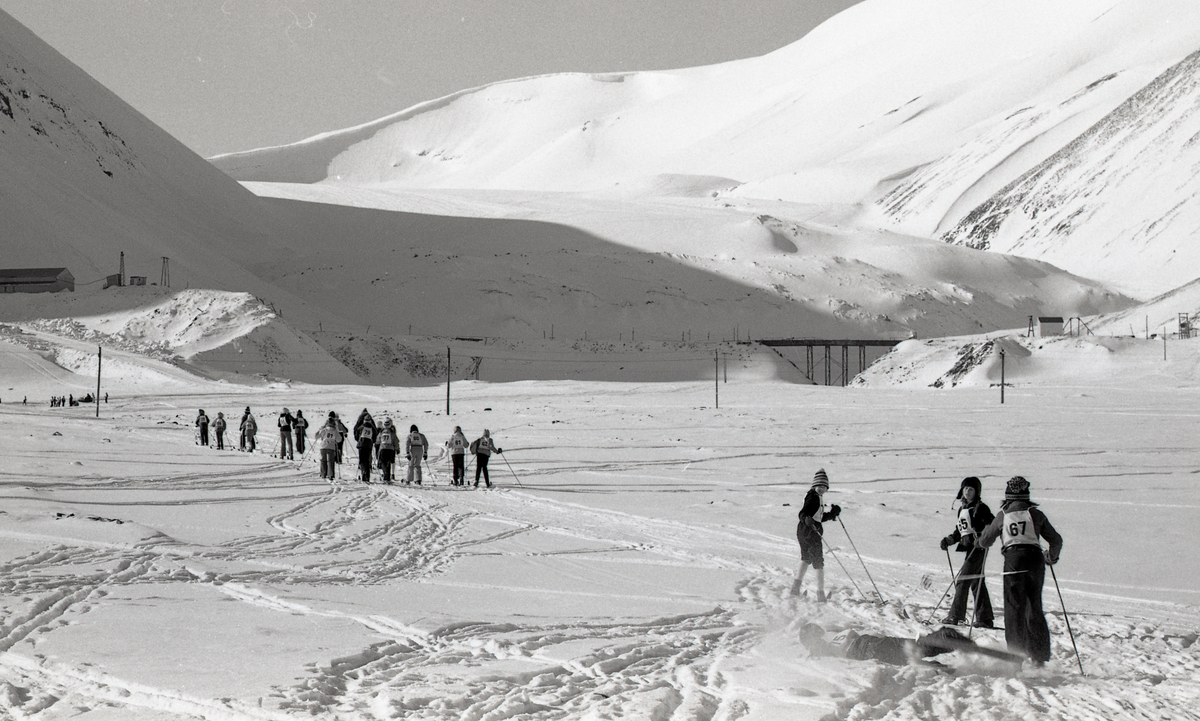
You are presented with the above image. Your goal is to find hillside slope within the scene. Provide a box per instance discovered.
[211,0,1200,299]
[0,8,334,324]
[934,50,1200,297]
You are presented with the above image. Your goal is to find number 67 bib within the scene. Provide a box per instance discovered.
[1000,509,1040,548]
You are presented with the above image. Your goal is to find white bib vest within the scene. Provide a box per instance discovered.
[957,506,977,539]
[1000,509,1040,548]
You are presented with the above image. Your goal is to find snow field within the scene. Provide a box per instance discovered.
[0,365,1197,719]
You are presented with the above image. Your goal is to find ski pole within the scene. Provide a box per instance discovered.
[500,452,523,487]
[1049,563,1085,676]
[821,535,866,601]
[968,547,989,641]
[423,458,434,486]
[839,517,884,604]
[928,554,963,626]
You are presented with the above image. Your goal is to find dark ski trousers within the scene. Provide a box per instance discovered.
[379,448,396,483]
[358,445,373,483]
[320,449,337,479]
[1001,546,1051,663]
[950,546,994,625]
[451,454,465,485]
[279,430,294,460]
[215,430,224,450]
[474,453,491,486]
[198,425,209,446]
[296,433,306,455]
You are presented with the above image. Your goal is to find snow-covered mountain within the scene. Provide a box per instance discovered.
[1,4,1138,363]
[936,49,1200,297]
[213,0,1200,300]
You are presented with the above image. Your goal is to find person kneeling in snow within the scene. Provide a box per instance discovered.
[790,468,841,602]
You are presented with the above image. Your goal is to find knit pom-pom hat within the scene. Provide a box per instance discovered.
[811,468,830,491]
[1005,476,1031,501]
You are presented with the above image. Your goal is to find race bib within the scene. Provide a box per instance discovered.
[1000,509,1040,548]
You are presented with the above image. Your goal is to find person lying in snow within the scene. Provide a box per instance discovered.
[799,623,974,666]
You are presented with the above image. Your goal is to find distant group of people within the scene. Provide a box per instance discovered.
[50,393,104,407]
[195,406,504,488]
[791,469,1064,667]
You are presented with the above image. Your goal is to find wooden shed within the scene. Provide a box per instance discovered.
[1036,316,1064,336]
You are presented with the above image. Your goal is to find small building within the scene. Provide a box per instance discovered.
[0,267,74,293]
[1036,316,1064,336]
[128,275,147,286]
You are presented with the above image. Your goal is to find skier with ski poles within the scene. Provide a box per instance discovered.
[376,419,399,484]
[293,410,309,456]
[789,468,841,602]
[471,430,502,488]
[938,476,996,628]
[405,424,429,485]
[277,408,295,461]
[213,412,227,450]
[315,412,342,481]
[194,409,210,446]
[447,426,468,486]
[353,410,376,483]
[240,407,257,452]
[978,476,1064,667]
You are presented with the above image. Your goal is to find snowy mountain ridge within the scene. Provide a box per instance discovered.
[935,48,1200,297]
[213,0,1200,298]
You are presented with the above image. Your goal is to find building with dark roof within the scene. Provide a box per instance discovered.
[0,268,75,293]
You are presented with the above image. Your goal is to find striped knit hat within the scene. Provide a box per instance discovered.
[1005,476,1031,501]
[812,468,830,491]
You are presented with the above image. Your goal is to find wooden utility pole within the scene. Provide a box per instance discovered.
[95,346,102,418]
[1000,349,1006,404]
[446,347,451,415]
[714,350,719,408]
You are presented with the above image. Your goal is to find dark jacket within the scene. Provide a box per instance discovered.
[797,489,839,537]
[942,500,995,552]
[979,500,1063,563]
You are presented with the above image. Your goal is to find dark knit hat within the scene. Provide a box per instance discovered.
[955,476,982,500]
[812,468,830,491]
[410,424,418,432]
[1005,476,1031,501]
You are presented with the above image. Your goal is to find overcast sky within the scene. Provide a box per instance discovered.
[0,0,863,158]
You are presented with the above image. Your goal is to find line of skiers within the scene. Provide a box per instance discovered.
[195,407,505,488]
[307,409,502,488]
[791,469,1063,668]
[193,407,309,455]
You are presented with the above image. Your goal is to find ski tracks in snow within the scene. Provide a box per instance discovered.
[2,445,1198,719]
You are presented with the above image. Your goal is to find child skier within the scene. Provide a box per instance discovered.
[978,476,1063,666]
[213,412,227,450]
[195,409,210,446]
[405,425,429,485]
[939,476,995,627]
[376,419,399,483]
[447,426,468,486]
[790,468,841,602]
[470,430,502,488]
